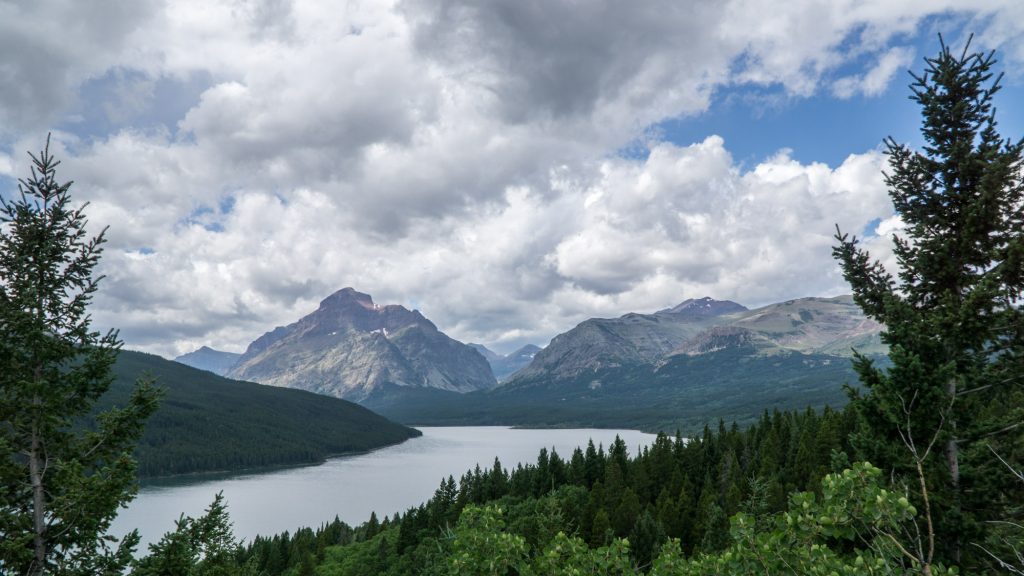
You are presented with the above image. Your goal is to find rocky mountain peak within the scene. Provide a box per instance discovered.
[228,288,496,401]
[508,344,542,361]
[320,287,376,310]
[659,296,747,318]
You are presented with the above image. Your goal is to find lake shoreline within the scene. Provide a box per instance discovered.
[115,426,657,549]
[139,428,424,485]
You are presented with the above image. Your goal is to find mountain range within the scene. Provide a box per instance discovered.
[175,288,885,431]
[508,294,882,386]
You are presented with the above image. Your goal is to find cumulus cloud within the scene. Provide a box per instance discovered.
[833,46,915,98]
[83,136,893,356]
[2,0,1023,357]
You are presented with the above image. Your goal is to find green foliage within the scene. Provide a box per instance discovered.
[132,492,255,576]
[0,137,160,574]
[399,463,957,575]
[447,506,530,575]
[834,38,1024,569]
[235,405,858,576]
[664,462,958,575]
[100,350,421,477]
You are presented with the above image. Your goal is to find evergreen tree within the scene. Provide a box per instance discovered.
[0,137,161,574]
[134,492,253,576]
[834,37,1024,569]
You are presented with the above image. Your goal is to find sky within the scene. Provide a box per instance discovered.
[1,1,1023,357]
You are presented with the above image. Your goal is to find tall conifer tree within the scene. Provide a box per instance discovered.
[834,38,1024,569]
[0,137,160,574]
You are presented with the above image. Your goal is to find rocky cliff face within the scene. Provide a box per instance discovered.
[228,288,496,401]
[511,298,744,382]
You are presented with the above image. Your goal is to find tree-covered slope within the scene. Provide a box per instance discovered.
[218,406,864,575]
[364,347,870,433]
[99,350,421,478]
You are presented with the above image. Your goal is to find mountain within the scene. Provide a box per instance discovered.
[173,346,241,376]
[468,343,544,381]
[490,344,543,381]
[657,296,748,318]
[468,343,501,362]
[364,294,885,433]
[99,350,421,477]
[228,288,496,401]
[512,297,746,383]
[508,295,882,387]
[704,295,885,356]
[364,347,865,433]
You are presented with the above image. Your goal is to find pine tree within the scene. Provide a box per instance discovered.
[133,492,249,576]
[834,37,1024,570]
[0,137,161,574]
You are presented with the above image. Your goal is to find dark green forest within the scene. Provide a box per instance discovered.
[98,350,421,477]
[365,347,870,433]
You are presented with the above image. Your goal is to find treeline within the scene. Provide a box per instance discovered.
[225,406,857,575]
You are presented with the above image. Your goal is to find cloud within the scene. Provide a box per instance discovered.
[2,0,1023,357]
[0,0,160,135]
[81,135,894,357]
[833,46,915,98]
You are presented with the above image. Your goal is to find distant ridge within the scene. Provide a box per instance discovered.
[507,294,883,386]
[468,343,542,381]
[491,344,543,381]
[174,346,240,376]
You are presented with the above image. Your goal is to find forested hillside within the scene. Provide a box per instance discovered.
[151,406,858,574]
[99,350,421,477]
[366,347,869,433]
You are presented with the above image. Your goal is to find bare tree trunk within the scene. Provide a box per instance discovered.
[946,439,959,488]
[946,377,961,564]
[29,405,46,576]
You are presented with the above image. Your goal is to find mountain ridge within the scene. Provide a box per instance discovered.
[173,346,241,376]
[504,294,883,388]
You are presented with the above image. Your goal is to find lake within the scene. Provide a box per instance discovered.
[112,426,657,549]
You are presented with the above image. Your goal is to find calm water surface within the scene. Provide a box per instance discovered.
[113,426,656,548]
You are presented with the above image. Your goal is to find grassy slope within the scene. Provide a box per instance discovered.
[99,350,421,478]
